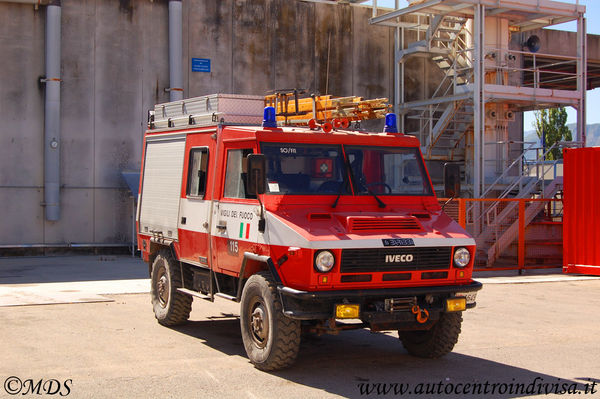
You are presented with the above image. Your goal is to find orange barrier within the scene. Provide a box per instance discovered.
[440,198,563,272]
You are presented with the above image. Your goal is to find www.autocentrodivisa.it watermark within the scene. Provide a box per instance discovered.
[4,376,72,396]
[357,377,598,396]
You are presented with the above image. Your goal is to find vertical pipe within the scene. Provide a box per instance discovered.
[394,0,401,120]
[400,28,405,134]
[577,15,587,146]
[394,25,400,117]
[44,0,61,221]
[169,0,183,101]
[473,5,482,199]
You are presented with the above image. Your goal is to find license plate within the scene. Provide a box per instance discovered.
[382,238,415,247]
[455,291,477,304]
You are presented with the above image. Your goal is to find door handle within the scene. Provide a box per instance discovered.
[216,222,227,231]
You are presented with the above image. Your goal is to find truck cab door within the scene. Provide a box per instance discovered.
[178,146,212,267]
[211,142,262,274]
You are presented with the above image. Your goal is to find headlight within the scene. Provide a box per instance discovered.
[314,250,335,273]
[453,247,471,268]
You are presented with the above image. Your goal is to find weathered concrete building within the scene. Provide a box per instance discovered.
[0,0,397,250]
[0,0,598,251]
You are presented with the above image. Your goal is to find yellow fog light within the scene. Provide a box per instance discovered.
[335,304,360,319]
[446,298,467,312]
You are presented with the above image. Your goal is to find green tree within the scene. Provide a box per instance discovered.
[533,107,572,160]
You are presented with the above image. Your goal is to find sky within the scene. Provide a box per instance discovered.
[365,0,600,130]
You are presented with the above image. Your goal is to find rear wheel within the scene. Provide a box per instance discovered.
[240,271,301,371]
[150,249,192,326]
[398,312,462,358]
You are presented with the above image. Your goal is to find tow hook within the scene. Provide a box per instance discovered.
[411,305,430,324]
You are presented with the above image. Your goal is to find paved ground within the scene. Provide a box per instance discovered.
[1,256,599,398]
[0,256,147,306]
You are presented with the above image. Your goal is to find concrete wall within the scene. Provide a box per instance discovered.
[0,0,394,246]
[513,28,600,62]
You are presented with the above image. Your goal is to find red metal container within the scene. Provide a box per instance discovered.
[563,147,600,275]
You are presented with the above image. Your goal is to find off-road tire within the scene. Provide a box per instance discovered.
[150,249,192,326]
[398,312,462,358]
[240,271,301,371]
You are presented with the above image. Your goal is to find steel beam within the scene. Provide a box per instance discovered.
[577,15,587,146]
[473,4,484,199]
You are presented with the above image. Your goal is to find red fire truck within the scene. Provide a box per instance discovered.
[137,94,481,370]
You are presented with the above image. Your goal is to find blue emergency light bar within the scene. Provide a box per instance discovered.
[262,106,277,128]
[384,113,398,133]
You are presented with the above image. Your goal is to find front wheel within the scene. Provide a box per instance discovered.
[240,271,301,371]
[398,312,462,358]
[150,249,192,326]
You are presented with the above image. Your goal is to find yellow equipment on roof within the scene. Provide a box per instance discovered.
[264,91,390,126]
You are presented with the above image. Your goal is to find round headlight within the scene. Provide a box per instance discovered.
[453,247,471,268]
[314,250,335,273]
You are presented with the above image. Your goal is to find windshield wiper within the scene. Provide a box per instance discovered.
[335,153,386,208]
[366,187,387,209]
[331,180,348,208]
[332,156,353,208]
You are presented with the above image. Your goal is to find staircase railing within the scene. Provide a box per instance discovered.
[468,141,579,262]
[417,51,473,150]
[485,179,564,266]
[419,16,473,155]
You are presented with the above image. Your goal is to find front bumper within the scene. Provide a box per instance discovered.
[277,281,483,323]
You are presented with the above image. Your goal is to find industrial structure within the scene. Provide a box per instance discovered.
[368,0,593,267]
[370,0,587,196]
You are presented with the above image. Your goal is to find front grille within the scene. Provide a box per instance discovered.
[348,217,422,233]
[340,247,452,273]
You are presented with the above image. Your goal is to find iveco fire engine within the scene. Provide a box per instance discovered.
[137,94,482,371]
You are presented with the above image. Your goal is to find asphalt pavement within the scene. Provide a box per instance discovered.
[1,255,599,398]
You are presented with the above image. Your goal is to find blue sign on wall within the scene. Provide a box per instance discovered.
[192,58,211,73]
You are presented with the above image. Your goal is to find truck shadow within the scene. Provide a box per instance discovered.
[170,318,595,398]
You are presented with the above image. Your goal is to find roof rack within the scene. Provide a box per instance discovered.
[147,92,392,131]
[148,94,265,129]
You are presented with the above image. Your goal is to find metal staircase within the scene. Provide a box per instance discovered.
[469,142,577,267]
[400,14,474,162]
[423,100,473,160]
[371,0,587,270]
[398,15,468,61]
[484,178,563,266]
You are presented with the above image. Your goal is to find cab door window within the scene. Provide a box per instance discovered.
[186,148,209,198]
[224,148,255,199]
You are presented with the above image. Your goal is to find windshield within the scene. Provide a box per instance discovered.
[261,143,349,195]
[345,146,433,196]
[259,142,433,196]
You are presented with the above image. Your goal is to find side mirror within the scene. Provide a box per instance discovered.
[247,154,266,195]
[443,163,461,198]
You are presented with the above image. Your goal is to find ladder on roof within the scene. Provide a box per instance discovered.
[264,91,390,126]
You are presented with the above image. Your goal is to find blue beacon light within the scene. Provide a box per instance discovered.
[262,106,277,128]
[384,113,398,133]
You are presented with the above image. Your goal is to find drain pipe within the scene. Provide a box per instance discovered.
[168,0,183,101]
[44,0,61,220]
[0,0,60,219]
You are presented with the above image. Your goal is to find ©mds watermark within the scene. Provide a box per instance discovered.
[4,376,72,396]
